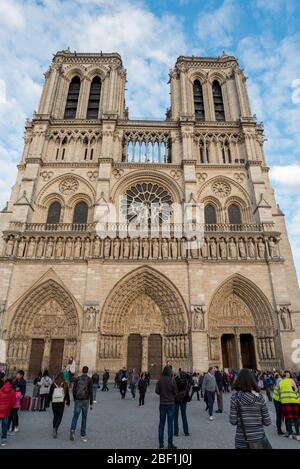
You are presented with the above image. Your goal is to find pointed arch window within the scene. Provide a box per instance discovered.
[73,202,88,224]
[87,76,101,119]
[193,80,205,120]
[46,201,61,224]
[228,204,241,225]
[64,76,81,119]
[212,80,225,121]
[204,204,217,224]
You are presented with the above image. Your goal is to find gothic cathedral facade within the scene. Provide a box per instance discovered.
[0,51,299,378]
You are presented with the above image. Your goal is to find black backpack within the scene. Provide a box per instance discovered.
[76,375,89,400]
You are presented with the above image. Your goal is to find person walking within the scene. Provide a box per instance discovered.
[174,371,190,437]
[130,368,139,400]
[92,371,100,403]
[138,373,148,406]
[215,366,224,413]
[114,372,119,388]
[39,370,52,411]
[102,369,109,391]
[229,368,272,449]
[7,384,22,434]
[70,366,93,442]
[279,370,300,439]
[155,366,178,449]
[190,373,200,401]
[0,379,15,447]
[272,372,284,435]
[49,372,70,438]
[202,367,219,420]
[119,367,128,399]
[12,370,27,399]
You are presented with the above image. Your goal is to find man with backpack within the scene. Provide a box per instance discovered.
[174,371,190,437]
[70,366,93,442]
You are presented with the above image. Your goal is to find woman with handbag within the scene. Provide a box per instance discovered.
[279,370,300,439]
[38,370,52,411]
[48,372,70,438]
[230,368,272,449]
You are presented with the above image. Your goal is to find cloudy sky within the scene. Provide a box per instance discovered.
[0,0,299,281]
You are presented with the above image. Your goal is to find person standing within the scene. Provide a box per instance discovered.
[155,366,178,449]
[114,371,119,389]
[0,379,15,447]
[279,370,300,439]
[39,370,52,411]
[215,366,224,413]
[12,370,27,399]
[67,357,76,383]
[70,366,93,442]
[174,371,190,437]
[102,369,109,391]
[8,385,22,434]
[49,372,70,438]
[130,368,139,400]
[272,372,284,435]
[190,373,200,401]
[202,367,219,420]
[230,368,271,449]
[138,373,148,406]
[119,367,128,399]
[92,371,100,403]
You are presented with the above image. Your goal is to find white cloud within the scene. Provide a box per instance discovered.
[270,165,300,186]
[0,0,25,28]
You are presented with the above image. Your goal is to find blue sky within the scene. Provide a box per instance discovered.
[0,0,299,282]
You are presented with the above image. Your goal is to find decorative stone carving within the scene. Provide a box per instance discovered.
[59,176,79,195]
[228,237,237,258]
[170,169,182,180]
[268,237,280,258]
[258,239,266,259]
[238,238,246,259]
[196,172,208,182]
[40,171,53,182]
[219,238,227,259]
[209,337,219,361]
[191,305,206,330]
[233,172,245,183]
[83,305,99,331]
[112,168,124,179]
[87,171,98,181]
[247,238,256,258]
[5,236,15,257]
[211,181,231,198]
[277,305,293,331]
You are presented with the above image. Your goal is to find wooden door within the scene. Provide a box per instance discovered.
[240,334,257,369]
[28,339,44,380]
[49,339,64,378]
[148,334,162,379]
[127,334,142,373]
[221,334,234,369]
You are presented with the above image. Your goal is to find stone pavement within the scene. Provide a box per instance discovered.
[2,384,299,449]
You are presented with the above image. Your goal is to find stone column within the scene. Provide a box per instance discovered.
[234,334,242,369]
[142,335,149,372]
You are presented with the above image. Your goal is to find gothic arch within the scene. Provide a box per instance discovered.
[100,266,189,335]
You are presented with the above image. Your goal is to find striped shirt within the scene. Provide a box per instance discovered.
[230,391,271,449]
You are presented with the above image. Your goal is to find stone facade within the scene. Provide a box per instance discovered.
[0,50,299,377]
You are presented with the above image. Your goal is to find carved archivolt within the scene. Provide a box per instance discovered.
[100,266,189,336]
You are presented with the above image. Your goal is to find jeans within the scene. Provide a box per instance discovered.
[217,391,223,411]
[131,384,136,399]
[206,391,215,417]
[1,418,8,440]
[40,393,49,411]
[102,381,109,391]
[52,403,65,430]
[120,384,127,398]
[71,400,89,436]
[285,419,300,435]
[159,404,175,448]
[8,408,19,430]
[92,384,98,401]
[190,387,200,400]
[139,392,145,406]
[273,400,282,433]
[174,402,189,435]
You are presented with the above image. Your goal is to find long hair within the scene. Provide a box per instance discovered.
[54,372,65,387]
[234,368,260,393]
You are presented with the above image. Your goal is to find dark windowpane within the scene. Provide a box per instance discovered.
[87,76,101,119]
[205,204,217,224]
[212,80,225,121]
[228,204,241,224]
[64,76,81,119]
[73,202,88,224]
[193,80,205,120]
[47,202,61,224]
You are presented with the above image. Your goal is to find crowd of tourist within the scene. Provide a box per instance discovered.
[1,361,300,449]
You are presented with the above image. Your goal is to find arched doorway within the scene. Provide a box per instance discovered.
[208,274,280,370]
[7,279,79,379]
[99,266,190,378]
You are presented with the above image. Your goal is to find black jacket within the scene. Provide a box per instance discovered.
[73,374,93,405]
[175,374,189,403]
[138,378,148,393]
[155,367,178,405]
[13,377,27,397]
[92,373,100,385]
[215,370,224,392]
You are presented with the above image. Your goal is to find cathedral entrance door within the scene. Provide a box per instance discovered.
[49,339,64,377]
[240,334,256,369]
[28,339,45,380]
[127,334,142,373]
[148,334,162,379]
[221,334,234,369]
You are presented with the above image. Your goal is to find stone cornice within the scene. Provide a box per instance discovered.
[246,161,263,168]
[114,162,180,170]
[176,55,238,69]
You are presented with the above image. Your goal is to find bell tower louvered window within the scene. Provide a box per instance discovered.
[212,80,225,121]
[64,76,81,119]
[193,80,205,120]
[87,76,101,118]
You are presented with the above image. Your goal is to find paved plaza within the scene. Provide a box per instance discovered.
[1,384,299,450]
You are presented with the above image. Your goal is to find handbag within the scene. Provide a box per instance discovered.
[236,399,272,449]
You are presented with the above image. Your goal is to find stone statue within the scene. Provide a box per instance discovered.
[104,237,111,258]
[84,238,91,258]
[152,238,159,259]
[113,238,120,259]
[123,238,130,258]
[219,238,227,259]
[192,306,206,330]
[45,238,54,258]
[133,238,140,259]
[238,238,246,258]
[258,239,265,259]
[55,238,64,258]
[190,237,199,259]
[228,238,237,258]
[161,239,169,259]
[170,238,178,259]
[279,306,292,330]
[65,238,73,258]
[93,237,101,257]
[269,237,279,258]
[17,238,26,257]
[247,238,256,258]
[5,237,15,257]
[201,238,208,258]
[181,238,188,259]
[74,238,82,258]
[210,239,217,258]
[36,238,45,257]
[27,238,36,258]
[210,337,219,360]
